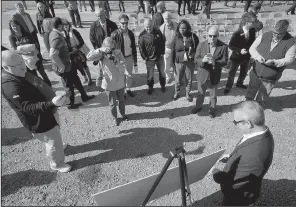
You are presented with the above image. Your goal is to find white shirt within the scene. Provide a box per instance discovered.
[19,13,34,33]
[123,32,132,57]
[249,33,296,68]
[238,128,268,145]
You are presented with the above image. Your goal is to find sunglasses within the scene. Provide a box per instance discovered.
[208,35,218,38]
[233,120,246,125]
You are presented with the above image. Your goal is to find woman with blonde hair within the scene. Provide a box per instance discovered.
[42,17,55,52]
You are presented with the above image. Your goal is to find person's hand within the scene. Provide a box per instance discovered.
[52,94,67,107]
[202,55,209,63]
[241,48,248,55]
[265,59,275,66]
[257,56,265,64]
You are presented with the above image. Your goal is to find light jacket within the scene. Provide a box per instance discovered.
[87,48,128,91]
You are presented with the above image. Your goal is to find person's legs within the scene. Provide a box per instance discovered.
[164,50,173,82]
[125,55,134,94]
[146,60,155,93]
[49,4,55,17]
[256,79,275,106]
[178,0,182,15]
[156,56,166,90]
[68,9,76,27]
[236,59,250,87]
[225,60,240,91]
[21,0,28,10]
[246,70,261,100]
[186,0,191,14]
[121,0,126,12]
[244,0,252,12]
[60,72,75,106]
[32,126,67,169]
[208,83,218,117]
[174,63,186,97]
[184,62,194,101]
[286,0,296,14]
[89,0,95,11]
[106,90,118,122]
[36,56,52,86]
[192,80,208,112]
[116,88,126,118]
[84,65,93,85]
[74,9,82,27]
[79,0,83,11]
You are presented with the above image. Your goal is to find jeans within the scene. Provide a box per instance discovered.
[60,69,88,105]
[68,9,81,27]
[125,55,134,90]
[175,62,195,95]
[146,57,166,89]
[225,59,250,89]
[246,70,276,105]
[105,88,125,120]
[164,48,174,80]
[79,0,87,11]
[119,0,125,12]
[89,0,95,11]
[195,79,218,110]
[137,0,146,13]
[32,125,65,168]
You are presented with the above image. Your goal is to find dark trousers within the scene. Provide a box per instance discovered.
[286,1,296,14]
[178,0,191,15]
[68,9,81,27]
[31,32,40,52]
[49,4,55,17]
[21,0,27,9]
[119,0,125,12]
[146,58,166,89]
[137,0,145,13]
[89,0,95,11]
[36,52,51,86]
[246,70,276,106]
[105,88,125,120]
[225,59,250,89]
[175,62,194,95]
[60,69,88,105]
[244,0,252,12]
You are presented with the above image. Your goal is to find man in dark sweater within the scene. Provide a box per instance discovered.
[152,1,165,30]
[224,13,257,94]
[138,17,166,95]
[2,50,72,173]
[213,101,274,205]
[247,20,296,106]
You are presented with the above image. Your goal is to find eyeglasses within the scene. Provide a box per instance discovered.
[208,35,218,38]
[233,120,246,125]
[120,22,128,25]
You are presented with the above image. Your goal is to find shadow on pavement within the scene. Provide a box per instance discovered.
[1,127,33,146]
[1,169,57,197]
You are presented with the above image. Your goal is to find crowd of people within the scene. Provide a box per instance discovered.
[1,0,296,206]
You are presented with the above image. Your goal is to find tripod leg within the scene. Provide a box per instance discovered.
[178,155,187,206]
[142,153,177,206]
[181,153,193,205]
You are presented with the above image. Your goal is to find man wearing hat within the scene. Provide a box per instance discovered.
[246,19,296,106]
[2,50,72,173]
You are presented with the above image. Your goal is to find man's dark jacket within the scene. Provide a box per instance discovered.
[229,28,256,62]
[213,129,274,205]
[138,28,165,61]
[1,71,57,133]
[111,28,137,65]
[89,19,118,49]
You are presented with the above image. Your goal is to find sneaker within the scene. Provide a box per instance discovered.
[81,95,95,102]
[50,163,72,173]
[63,143,68,150]
[173,93,180,101]
[160,87,166,93]
[236,84,247,89]
[224,88,230,94]
[68,103,82,109]
[191,107,202,114]
[127,90,135,97]
[147,88,153,95]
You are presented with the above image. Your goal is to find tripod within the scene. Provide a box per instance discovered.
[142,147,192,206]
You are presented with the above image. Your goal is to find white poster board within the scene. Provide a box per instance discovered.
[92,149,225,206]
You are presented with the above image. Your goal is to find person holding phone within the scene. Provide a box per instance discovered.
[191,26,228,118]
